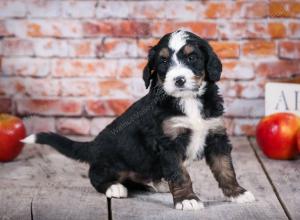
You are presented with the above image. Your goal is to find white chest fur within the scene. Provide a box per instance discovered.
[162,97,223,166]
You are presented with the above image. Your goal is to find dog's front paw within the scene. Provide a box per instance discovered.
[175,199,204,211]
[230,191,255,203]
[105,183,128,198]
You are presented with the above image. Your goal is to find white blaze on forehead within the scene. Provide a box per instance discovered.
[168,30,188,52]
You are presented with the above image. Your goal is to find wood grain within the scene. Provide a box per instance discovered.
[250,138,300,220]
[0,141,107,220]
[111,137,288,220]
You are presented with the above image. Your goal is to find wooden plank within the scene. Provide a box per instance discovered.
[111,137,287,220]
[0,142,108,220]
[32,187,108,220]
[250,138,300,220]
[0,182,37,220]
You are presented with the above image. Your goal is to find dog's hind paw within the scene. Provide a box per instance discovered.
[175,199,204,211]
[230,191,255,203]
[105,184,128,198]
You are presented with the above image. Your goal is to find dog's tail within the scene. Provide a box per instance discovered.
[21,132,93,163]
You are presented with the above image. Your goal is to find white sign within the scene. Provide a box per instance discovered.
[265,82,300,116]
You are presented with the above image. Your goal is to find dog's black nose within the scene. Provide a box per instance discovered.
[174,76,186,87]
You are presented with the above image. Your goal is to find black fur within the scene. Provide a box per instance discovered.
[32,30,247,205]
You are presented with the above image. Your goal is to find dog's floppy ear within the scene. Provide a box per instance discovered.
[143,47,156,89]
[196,38,222,82]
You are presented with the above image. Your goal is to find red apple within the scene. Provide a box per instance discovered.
[297,130,300,153]
[256,112,300,160]
[0,114,26,162]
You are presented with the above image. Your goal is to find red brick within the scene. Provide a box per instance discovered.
[98,80,129,97]
[62,1,96,18]
[171,22,218,39]
[68,39,101,58]
[205,2,233,18]
[242,41,276,57]
[99,38,138,58]
[2,58,50,77]
[232,118,260,136]
[27,20,83,38]
[256,60,300,78]
[56,118,90,135]
[82,20,150,37]
[0,0,26,17]
[268,22,286,38]
[224,98,264,117]
[117,59,146,78]
[98,78,146,98]
[0,97,12,113]
[223,118,234,135]
[16,99,83,116]
[60,79,99,96]
[90,117,114,136]
[52,59,117,78]
[151,21,218,39]
[222,61,255,80]
[245,22,268,39]
[23,116,55,134]
[137,38,160,57]
[3,38,34,56]
[209,41,239,58]
[219,21,247,40]
[238,1,268,18]
[279,41,300,59]
[269,2,300,18]
[85,99,133,116]
[289,22,300,38]
[0,20,11,37]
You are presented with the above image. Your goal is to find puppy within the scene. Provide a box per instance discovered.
[22,30,255,210]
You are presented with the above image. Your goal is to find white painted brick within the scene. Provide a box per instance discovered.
[0,0,26,18]
[224,98,265,117]
[96,1,131,18]
[90,117,114,136]
[2,38,34,56]
[62,0,96,18]
[27,0,61,18]
[102,38,138,58]
[222,61,255,80]
[2,58,50,77]
[56,118,91,135]
[23,116,55,135]
[33,38,68,57]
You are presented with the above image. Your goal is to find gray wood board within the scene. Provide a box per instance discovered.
[250,138,300,220]
[111,137,287,220]
[0,142,107,220]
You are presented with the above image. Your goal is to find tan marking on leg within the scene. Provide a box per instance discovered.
[209,155,245,197]
[168,167,199,205]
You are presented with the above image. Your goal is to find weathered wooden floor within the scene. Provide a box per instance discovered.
[0,137,299,220]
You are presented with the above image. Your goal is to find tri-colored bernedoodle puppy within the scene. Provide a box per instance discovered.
[23,30,255,210]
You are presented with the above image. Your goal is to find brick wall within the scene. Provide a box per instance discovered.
[0,0,300,136]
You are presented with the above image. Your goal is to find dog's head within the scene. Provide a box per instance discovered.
[143,30,222,97]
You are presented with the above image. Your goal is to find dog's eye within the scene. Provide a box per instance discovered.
[187,54,197,63]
